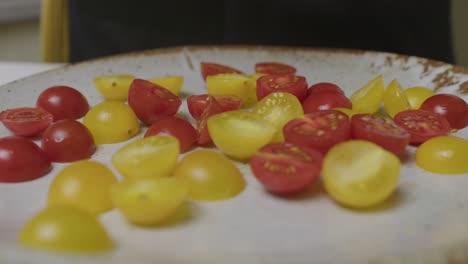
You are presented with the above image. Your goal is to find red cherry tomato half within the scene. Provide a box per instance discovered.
[36,86,89,121]
[144,116,197,153]
[394,109,451,144]
[187,94,242,121]
[302,91,352,113]
[307,82,345,96]
[41,120,96,163]
[283,110,351,154]
[419,93,468,130]
[255,62,297,75]
[351,114,410,156]
[196,96,224,146]
[250,142,323,195]
[256,74,308,102]
[0,136,51,183]
[0,107,53,137]
[200,62,243,81]
[128,79,182,126]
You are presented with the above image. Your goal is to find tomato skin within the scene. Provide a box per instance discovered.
[255,62,296,75]
[36,86,89,121]
[283,110,351,154]
[201,62,243,81]
[416,136,468,174]
[148,75,184,96]
[128,79,181,126]
[196,96,224,146]
[302,91,352,113]
[351,114,410,156]
[0,136,51,183]
[206,73,250,102]
[144,116,197,152]
[404,86,435,109]
[350,75,385,114]
[249,143,323,195]
[256,74,308,102]
[41,120,96,163]
[0,107,53,137]
[419,94,468,130]
[93,74,135,101]
[394,109,451,144]
[307,82,345,96]
[187,94,242,121]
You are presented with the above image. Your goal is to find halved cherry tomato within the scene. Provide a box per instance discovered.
[333,107,356,118]
[149,75,184,96]
[351,114,410,156]
[128,79,181,126]
[144,116,197,152]
[256,74,308,102]
[0,136,51,183]
[0,107,53,137]
[244,73,266,107]
[201,62,243,81]
[36,86,89,121]
[383,79,411,118]
[416,136,468,174]
[249,142,323,195]
[307,82,345,96]
[350,75,384,114]
[196,96,224,146]
[419,94,468,130]
[207,110,276,160]
[41,120,96,163]
[255,62,296,75]
[302,91,352,113]
[322,140,400,208]
[93,74,135,101]
[173,150,245,201]
[394,109,451,144]
[187,94,242,121]
[206,73,250,102]
[404,86,435,109]
[283,110,351,154]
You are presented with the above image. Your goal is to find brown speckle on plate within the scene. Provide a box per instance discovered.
[458,81,468,94]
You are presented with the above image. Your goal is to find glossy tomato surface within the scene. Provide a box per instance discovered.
[36,86,89,121]
[196,96,224,146]
[419,93,468,130]
[283,110,351,154]
[394,109,451,144]
[144,116,197,152]
[302,91,352,113]
[256,74,308,102]
[255,62,296,75]
[0,136,51,183]
[187,94,242,121]
[128,79,181,125]
[41,120,96,162]
[200,62,243,81]
[206,73,250,102]
[307,82,344,95]
[250,142,323,195]
[0,107,53,137]
[93,74,135,101]
[351,114,410,156]
[416,136,468,174]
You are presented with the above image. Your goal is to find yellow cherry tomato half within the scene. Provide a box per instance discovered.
[48,160,118,214]
[207,110,276,160]
[404,86,435,109]
[253,92,304,142]
[112,135,179,178]
[18,206,112,253]
[383,79,411,118]
[207,73,250,102]
[244,73,266,108]
[416,136,468,174]
[93,74,135,101]
[83,101,140,144]
[111,176,188,225]
[322,140,401,209]
[350,75,385,114]
[173,150,246,201]
[149,75,184,96]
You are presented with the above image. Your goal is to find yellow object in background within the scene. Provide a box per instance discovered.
[149,76,184,96]
[40,0,69,62]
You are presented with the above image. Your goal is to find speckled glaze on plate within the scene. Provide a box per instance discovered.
[0,46,467,264]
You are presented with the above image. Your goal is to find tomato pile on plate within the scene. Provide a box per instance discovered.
[0,62,467,254]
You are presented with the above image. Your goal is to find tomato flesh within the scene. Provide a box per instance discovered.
[302,91,352,113]
[394,109,451,144]
[419,93,468,130]
[0,107,53,137]
[0,136,51,183]
[351,114,410,156]
[255,62,297,75]
[128,79,181,125]
[256,74,308,102]
[36,86,89,121]
[201,62,243,81]
[383,79,411,118]
[196,96,225,146]
[145,116,197,152]
[249,143,323,195]
[187,94,242,121]
[283,110,351,154]
[350,75,384,114]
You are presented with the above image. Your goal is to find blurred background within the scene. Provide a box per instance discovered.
[0,0,467,67]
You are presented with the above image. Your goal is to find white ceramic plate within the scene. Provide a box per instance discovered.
[0,46,467,264]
